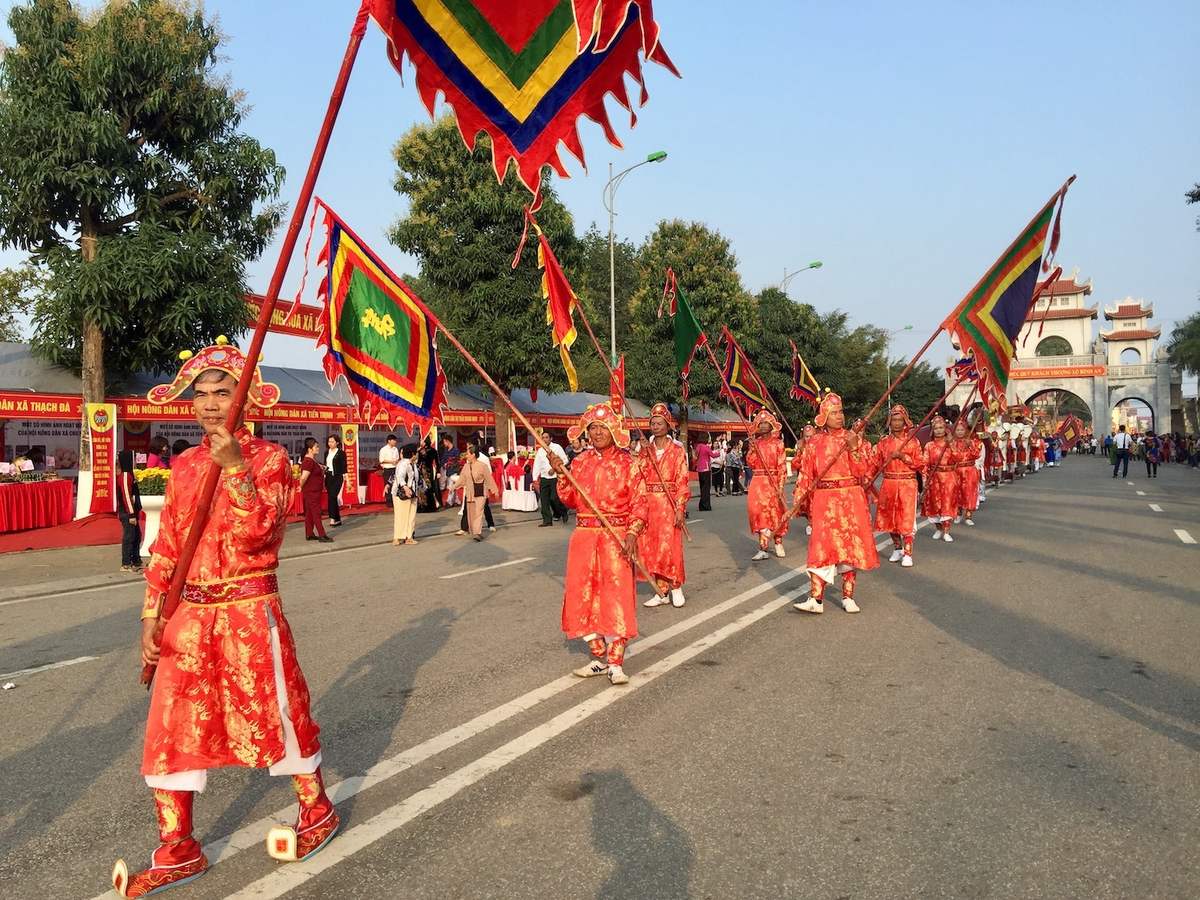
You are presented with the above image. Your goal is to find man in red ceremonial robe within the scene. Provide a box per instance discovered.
[638,403,691,609]
[745,408,790,560]
[873,404,923,568]
[984,427,1004,487]
[553,403,647,686]
[951,419,983,526]
[795,423,816,536]
[112,338,337,898]
[792,392,879,614]
[923,415,959,543]
[1031,430,1046,473]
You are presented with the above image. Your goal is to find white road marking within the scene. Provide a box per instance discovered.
[1175,529,1196,545]
[0,655,97,680]
[1149,504,1163,512]
[1136,490,1145,496]
[224,588,805,900]
[1127,481,1135,485]
[0,519,547,608]
[80,567,812,895]
[439,557,537,580]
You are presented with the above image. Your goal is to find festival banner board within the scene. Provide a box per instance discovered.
[87,403,118,514]
[340,424,360,506]
[1010,365,1106,380]
[246,294,325,340]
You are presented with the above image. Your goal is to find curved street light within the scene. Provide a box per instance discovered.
[603,151,668,364]
[780,260,823,294]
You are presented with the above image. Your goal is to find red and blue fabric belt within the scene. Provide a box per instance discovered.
[576,515,629,529]
[883,472,917,480]
[183,572,279,605]
[815,477,859,489]
[956,463,976,469]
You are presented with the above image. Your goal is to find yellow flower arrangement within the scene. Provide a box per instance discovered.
[135,467,171,495]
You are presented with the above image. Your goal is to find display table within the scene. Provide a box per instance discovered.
[366,470,387,503]
[0,480,74,534]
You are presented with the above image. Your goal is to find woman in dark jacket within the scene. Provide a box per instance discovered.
[117,450,142,571]
[325,434,347,526]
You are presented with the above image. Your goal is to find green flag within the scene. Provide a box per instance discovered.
[660,268,708,399]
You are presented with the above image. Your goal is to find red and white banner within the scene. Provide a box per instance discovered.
[245,293,324,339]
[87,403,118,514]
[340,424,359,507]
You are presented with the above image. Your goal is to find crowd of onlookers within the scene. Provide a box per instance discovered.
[1102,427,1199,479]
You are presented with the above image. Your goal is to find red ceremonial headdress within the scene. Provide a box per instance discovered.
[568,402,631,449]
[751,407,782,435]
[930,414,948,435]
[147,336,281,409]
[648,402,676,429]
[889,403,913,429]
[814,391,843,428]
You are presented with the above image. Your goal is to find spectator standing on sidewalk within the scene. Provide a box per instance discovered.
[379,434,399,507]
[391,445,419,545]
[324,434,346,526]
[1144,430,1160,478]
[694,433,713,511]
[1111,425,1133,478]
[533,430,569,526]
[725,442,743,495]
[117,450,142,571]
[300,439,333,543]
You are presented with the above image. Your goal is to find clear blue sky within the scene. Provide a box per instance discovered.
[2,0,1198,379]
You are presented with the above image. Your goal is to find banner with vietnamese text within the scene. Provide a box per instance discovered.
[87,403,118,514]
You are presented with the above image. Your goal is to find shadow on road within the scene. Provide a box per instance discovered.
[203,605,457,839]
[892,569,1200,753]
[586,768,693,900]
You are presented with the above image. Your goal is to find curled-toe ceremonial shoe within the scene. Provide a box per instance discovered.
[268,770,340,863]
[113,789,206,897]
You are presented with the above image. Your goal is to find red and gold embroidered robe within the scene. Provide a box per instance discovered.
[922,437,958,519]
[952,438,982,511]
[1031,436,1046,463]
[141,429,320,776]
[558,446,647,640]
[873,432,923,535]
[633,439,689,586]
[745,435,789,537]
[794,431,879,570]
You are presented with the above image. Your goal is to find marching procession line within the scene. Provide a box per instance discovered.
[223,589,807,900]
[439,557,537,579]
[1149,504,1163,512]
[0,654,97,680]
[1174,529,1196,545]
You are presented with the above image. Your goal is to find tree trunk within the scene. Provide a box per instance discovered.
[493,390,512,454]
[79,211,104,473]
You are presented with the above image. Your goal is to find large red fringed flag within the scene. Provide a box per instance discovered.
[369,0,679,196]
[1055,414,1084,451]
[941,177,1075,403]
[314,200,449,433]
[718,326,772,416]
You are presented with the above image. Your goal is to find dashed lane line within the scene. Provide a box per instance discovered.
[439,557,537,580]
[1174,529,1196,545]
[0,655,97,680]
[1149,504,1163,513]
[1136,490,1146,496]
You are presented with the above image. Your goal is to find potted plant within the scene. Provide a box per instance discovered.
[135,467,170,558]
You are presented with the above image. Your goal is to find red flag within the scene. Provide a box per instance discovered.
[525,212,580,391]
[610,354,625,413]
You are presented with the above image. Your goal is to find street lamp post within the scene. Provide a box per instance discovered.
[603,151,668,365]
[780,260,823,295]
[883,324,914,408]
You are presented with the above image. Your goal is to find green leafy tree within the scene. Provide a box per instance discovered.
[625,220,759,437]
[388,116,579,451]
[0,264,44,342]
[0,0,283,470]
[569,222,639,392]
[1187,182,1200,230]
[1167,309,1200,376]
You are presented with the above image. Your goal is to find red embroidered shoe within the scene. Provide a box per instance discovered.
[267,769,340,862]
[112,790,208,896]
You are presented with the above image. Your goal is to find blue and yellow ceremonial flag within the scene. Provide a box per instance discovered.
[315,201,448,433]
[719,326,771,416]
[942,178,1073,401]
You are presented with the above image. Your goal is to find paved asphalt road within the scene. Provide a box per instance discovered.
[1,457,1197,900]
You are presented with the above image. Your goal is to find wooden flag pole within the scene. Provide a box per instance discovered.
[141,1,373,686]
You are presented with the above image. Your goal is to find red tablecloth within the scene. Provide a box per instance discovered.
[0,480,74,534]
[366,470,387,503]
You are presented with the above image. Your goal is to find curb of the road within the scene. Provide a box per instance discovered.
[0,510,544,604]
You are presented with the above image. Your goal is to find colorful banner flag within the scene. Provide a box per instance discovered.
[947,356,980,383]
[718,326,771,416]
[941,180,1074,402]
[314,201,449,433]
[530,214,580,391]
[660,268,707,399]
[86,403,117,514]
[369,1,678,197]
[789,340,822,405]
[1055,414,1084,450]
